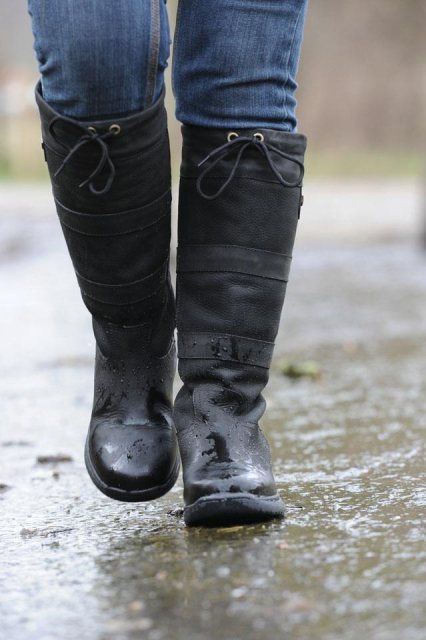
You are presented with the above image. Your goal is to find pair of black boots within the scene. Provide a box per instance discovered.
[36,84,306,526]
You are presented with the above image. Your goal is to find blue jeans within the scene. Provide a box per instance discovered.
[28,0,308,131]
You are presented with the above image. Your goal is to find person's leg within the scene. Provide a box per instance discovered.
[28,0,179,501]
[172,0,308,525]
[28,0,171,117]
[173,0,307,131]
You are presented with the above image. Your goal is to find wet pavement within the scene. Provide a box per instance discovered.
[1,183,425,640]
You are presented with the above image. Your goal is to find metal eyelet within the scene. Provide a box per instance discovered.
[227,131,239,142]
[109,124,121,135]
[253,132,264,142]
[87,126,97,134]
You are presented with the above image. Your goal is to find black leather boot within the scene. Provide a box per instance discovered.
[35,83,179,501]
[174,125,306,525]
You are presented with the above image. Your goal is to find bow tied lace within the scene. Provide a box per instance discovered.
[48,116,119,195]
[196,132,304,200]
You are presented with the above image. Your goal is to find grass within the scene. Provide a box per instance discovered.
[305,150,423,178]
[0,150,423,182]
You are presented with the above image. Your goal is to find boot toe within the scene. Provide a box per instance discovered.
[183,465,283,526]
[185,470,278,505]
[86,422,179,501]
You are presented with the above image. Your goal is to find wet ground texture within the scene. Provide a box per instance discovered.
[1,185,425,639]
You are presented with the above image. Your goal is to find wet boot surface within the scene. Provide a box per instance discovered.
[174,125,306,525]
[34,85,180,501]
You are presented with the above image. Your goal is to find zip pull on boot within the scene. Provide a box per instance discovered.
[175,125,306,525]
[35,83,179,501]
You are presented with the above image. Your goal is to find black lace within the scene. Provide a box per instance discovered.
[48,116,117,195]
[196,133,304,200]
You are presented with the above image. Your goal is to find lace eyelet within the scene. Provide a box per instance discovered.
[109,124,121,135]
[253,132,264,142]
[87,126,97,134]
[227,131,239,142]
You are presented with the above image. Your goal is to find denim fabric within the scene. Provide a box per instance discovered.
[173,0,308,131]
[27,0,171,118]
[28,0,308,130]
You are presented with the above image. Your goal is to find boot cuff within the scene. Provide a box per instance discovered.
[181,124,307,156]
[35,81,168,158]
[180,124,306,184]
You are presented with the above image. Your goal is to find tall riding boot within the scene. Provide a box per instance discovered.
[35,83,179,501]
[174,125,306,525]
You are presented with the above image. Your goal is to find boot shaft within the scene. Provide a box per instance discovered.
[36,82,171,212]
[35,83,174,330]
[176,125,307,370]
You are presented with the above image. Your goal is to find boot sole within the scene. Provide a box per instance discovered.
[184,492,284,527]
[84,439,180,503]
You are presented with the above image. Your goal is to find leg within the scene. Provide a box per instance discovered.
[172,0,308,525]
[173,0,307,131]
[28,0,179,501]
[28,0,171,116]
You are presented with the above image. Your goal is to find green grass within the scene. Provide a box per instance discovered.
[1,150,423,182]
[0,160,48,182]
[305,150,423,178]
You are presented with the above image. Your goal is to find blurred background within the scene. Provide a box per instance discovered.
[0,0,424,242]
[1,3,425,640]
[1,1,425,179]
